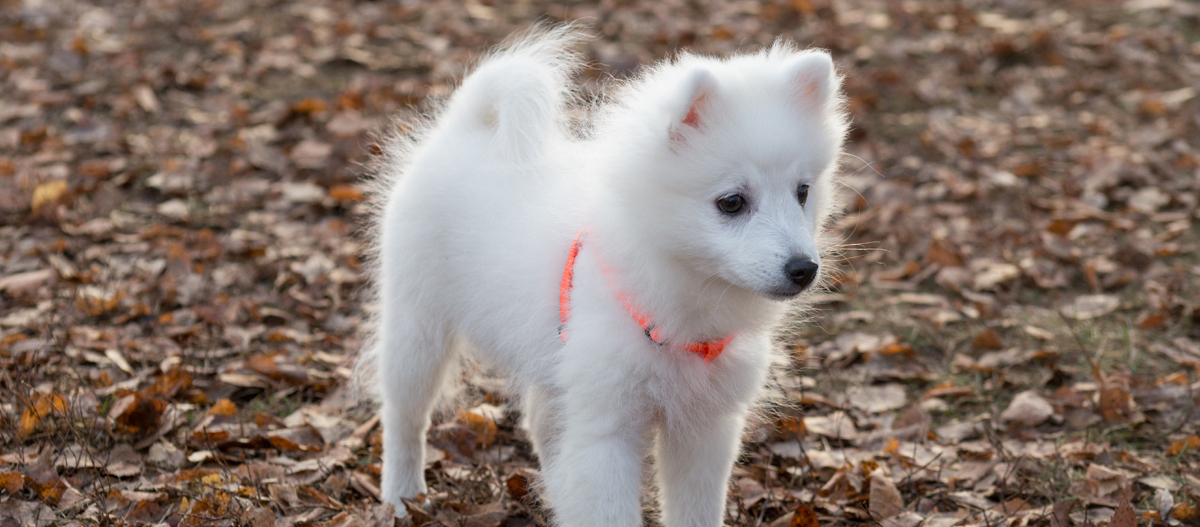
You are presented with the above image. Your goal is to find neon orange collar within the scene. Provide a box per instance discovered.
[558,230,733,362]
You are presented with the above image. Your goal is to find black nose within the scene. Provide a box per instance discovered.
[784,257,819,289]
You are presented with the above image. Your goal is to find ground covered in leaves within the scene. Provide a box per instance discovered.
[2,0,1200,525]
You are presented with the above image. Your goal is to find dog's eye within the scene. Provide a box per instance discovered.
[797,184,809,207]
[717,194,745,214]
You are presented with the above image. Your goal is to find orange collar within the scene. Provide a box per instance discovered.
[558,230,733,362]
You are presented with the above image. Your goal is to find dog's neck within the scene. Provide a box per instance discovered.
[589,219,783,344]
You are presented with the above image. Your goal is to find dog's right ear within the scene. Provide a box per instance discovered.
[786,52,835,111]
[669,68,718,142]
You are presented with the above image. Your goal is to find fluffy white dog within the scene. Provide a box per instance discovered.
[366,25,847,527]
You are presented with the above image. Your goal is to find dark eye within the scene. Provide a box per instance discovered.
[717,194,745,214]
[797,184,809,207]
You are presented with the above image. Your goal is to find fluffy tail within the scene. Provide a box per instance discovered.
[443,24,585,162]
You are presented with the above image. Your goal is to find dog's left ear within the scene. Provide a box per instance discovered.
[786,52,835,110]
[670,68,718,142]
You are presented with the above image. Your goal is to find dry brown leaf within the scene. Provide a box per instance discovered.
[1051,500,1075,527]
[971,329,1003,350]
[21,461,65,505]
[104,443,144,477]
[999,390,1054,427]
[267,425,325,452]
[457,409,498,447]
[0,470,24,494]
[1174,502,1199,522]
[869,469,905,520]
[110,392,166,434]
[506,468,536,501]
[792,503,819,527]
[1111,500,1137,527]
[1099,385,1132,423]
[31,180,69,213]
[208,398,238,417]
[803,412,859,441]
[19,392,67,437]
[1167,436,1200,456]
[328,185,364,201]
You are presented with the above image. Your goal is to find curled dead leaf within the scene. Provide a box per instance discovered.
[110,392,166,435]
[267,425,324,452]
[0,470,24,494]
[19,392,67,437]
[1099,385,1133,423]
[207,398,238,417]
[31,180,69,213]
[792,503,819,527]
[457,409,498,447]
[75,287,125,317]
[1167,436,1200,456]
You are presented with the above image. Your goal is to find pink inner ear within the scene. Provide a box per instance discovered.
[797,78,819,102]
[682,94,706,127]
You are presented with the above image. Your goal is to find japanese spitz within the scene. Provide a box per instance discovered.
[365,25,847,527]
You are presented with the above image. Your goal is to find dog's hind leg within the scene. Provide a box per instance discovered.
[522,386,564,464]
[377,301,455,507]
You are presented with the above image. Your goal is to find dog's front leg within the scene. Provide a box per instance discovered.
[540,392,650,527]
[656,411,747,527]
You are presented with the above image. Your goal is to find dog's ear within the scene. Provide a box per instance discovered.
[670,68,717,140]
[786,52,835,110]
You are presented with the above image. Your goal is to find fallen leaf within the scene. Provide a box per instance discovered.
[847,384,908,414]
[0,470,24,494]
[457,409,498,447]
[999,390,1054,427]
[1175,502,1199,522]
[869,469,905,520]
[31,180,69,213]
[208,398,238,417]
[1167,436,1200,456]
[104,443,144,477]
[110,392,166,434]
[971,329,1003,350]
[267,425,325,452]
[506,468,536,501]
[1099,385,1132,423]
[1154,490,1174,523]
[328,185,364,201]
[0,269,56,294]
[972,262,1020,290]
[20,461,65,505]
[1061,294,1120,320]
[19,392,67,437]
[1111,500,1136,527]
[792,503,819,527]
[803,412,859,441]
[1051,501,1075,527]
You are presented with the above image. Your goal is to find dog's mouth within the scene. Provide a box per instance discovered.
[761,285,807,301]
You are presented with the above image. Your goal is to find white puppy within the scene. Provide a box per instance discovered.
[367,25,847,527]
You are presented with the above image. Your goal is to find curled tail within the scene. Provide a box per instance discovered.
[444,24,585,162]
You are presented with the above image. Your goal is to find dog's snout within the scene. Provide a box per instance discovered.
[784,257,818,289]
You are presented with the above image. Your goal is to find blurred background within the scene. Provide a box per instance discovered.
[1,0,1198,525]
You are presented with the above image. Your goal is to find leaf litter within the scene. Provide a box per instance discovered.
[1,0,1199,525]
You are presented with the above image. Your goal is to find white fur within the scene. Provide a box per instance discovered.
[368,25,848,527]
